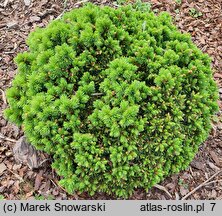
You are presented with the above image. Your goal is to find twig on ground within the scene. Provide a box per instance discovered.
[0,133,17,143]
[204,179,222,186]
[189,167,194,177]
[154,184,172,198]
[91,93,104,96]
[50,179,60,188]
[181,170,222,200]
[50,179,66,192]
[38,158,50,167]
[50,179,79,200]
[0,88,7,104]
[55,12,64,20]
[3,51,15,54]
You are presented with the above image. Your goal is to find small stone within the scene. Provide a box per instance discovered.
[13,136,39,169]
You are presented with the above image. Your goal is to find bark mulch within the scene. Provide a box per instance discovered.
[0,0,222,200]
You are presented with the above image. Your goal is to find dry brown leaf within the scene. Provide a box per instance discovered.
[34,170,43,191]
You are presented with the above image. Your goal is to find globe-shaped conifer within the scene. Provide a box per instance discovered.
[5,3,218,198]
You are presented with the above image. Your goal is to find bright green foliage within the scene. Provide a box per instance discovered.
[5,4,218,198]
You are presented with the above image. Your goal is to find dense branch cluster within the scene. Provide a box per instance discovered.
[5,4,218,198]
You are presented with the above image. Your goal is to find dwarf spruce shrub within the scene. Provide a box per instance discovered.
[5,3,218,198]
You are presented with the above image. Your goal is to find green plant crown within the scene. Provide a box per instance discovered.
[5,3,218,198]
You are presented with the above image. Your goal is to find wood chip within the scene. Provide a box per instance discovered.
[208,161,220,171]
[214,73,222,78]
[7,21,18,29]
[182,170,222,200]
[210,190,217,198]
[0,88,7,104]
[0,163,7,175]
[154,184,172,198]
[25,191,34,199]
[12,164,22,170]
[191,160,205,170]
[34,170,43,191]
[210,151,220,166]
[24,0,31,6]
[175,192,180,200]
[0,146,7,152]
[3,0,9,8]
[180,186,189,196]
[165,182,176,190]
[30,16,41,22]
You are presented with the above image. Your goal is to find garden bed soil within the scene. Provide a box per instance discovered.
[0,0,222,200]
